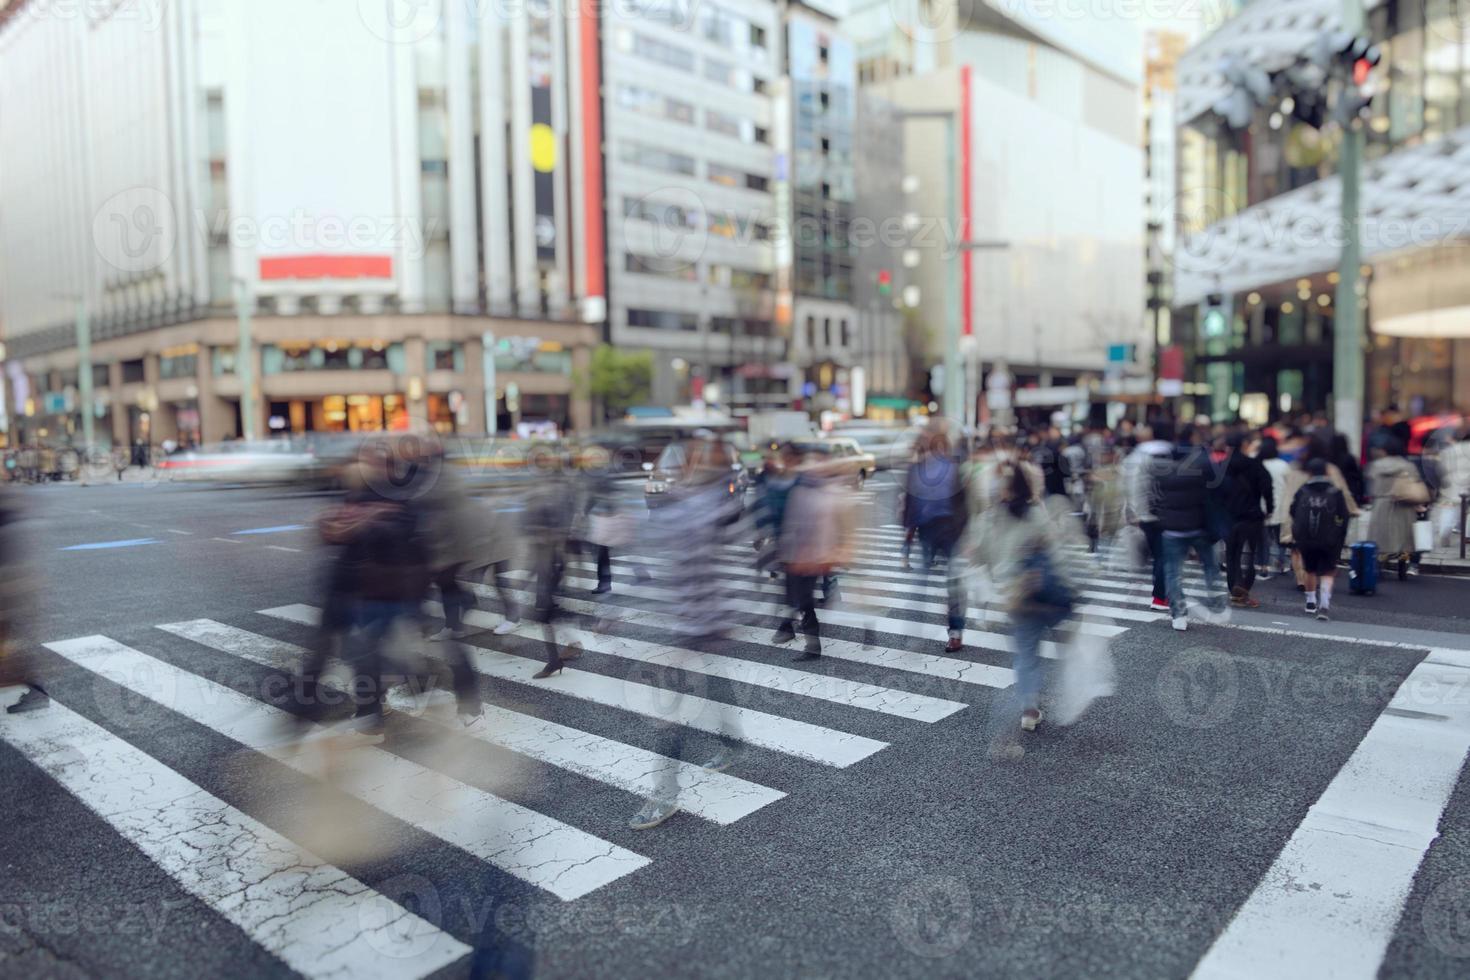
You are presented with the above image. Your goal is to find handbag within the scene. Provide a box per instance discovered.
[588,512,634,548]
[1391,472,1431,506]
[1413,517,1435,554]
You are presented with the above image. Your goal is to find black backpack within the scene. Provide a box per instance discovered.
[1292,482,1344,549]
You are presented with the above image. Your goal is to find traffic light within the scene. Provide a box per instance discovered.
[877,269,891,297]
[1339,35,1380,123]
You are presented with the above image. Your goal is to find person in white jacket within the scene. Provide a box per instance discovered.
[1122,422,1174,610]
[1433,424,1470,546]
[1257,435,1291,578]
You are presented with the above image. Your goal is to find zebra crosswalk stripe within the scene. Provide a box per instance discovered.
[258,606,890,769]
[0,686,472,979]
[46,634,650,901]
[159,619,787,825]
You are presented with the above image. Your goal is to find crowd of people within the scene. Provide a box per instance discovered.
[3,411,1467,821]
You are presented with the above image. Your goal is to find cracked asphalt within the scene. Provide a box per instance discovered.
[2,479,1469,979]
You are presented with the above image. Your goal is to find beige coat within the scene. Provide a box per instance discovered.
[1367,456,1424,557]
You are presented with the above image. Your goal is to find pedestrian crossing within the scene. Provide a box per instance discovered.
[0,523,1221,976]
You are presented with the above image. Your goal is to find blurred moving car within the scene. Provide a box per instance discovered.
[793,438,877,486]
[644,439,746,511]
[158,440,323,486]
[836,427,918,470]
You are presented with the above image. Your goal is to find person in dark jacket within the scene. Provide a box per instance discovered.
[1329,432,1366,508]
[1223,432,1274,607]
[1292,458,1350,621]
[1149,425,1230,632]
[903,425,969,652]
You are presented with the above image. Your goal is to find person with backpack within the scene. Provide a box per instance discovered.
[902,425,970,652]
[1277,434,1360,591]
[972,461,1076,743]
[1222,432,1274,608]
[1291,458,1351,620]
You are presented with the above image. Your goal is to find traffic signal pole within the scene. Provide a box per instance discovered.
[1334,0,1366,451]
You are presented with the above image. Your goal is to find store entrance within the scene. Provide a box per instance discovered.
[266,395,408,435]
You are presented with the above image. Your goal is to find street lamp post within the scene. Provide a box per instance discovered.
[1334,0,1367,451]
[234,278,256,441]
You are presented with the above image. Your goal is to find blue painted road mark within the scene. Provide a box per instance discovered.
[62,538,161,551]
[232,524,309,536]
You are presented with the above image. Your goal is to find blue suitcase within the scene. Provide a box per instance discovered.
[1349,541,1378,595]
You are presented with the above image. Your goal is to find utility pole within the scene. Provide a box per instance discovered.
[1333,0,1367,451]
[234,278,255,441]
[76,298,94,459]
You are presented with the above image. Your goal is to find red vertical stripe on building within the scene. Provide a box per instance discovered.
[579,2,605,302]
[959,66,974,338]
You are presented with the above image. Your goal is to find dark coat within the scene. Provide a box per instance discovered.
[1224,452,1274,521]
[1152,445,1213,534]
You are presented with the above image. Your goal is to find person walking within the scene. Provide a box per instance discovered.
[1433,423,1470,547]
[971,462,1076,749]
[1125,422,1174,611]
[902,427,970,652]
[1222,432,1273,608]
[1366,439,1429,580]
[1150,424,1230,632]
[523,465,583,679]
[1256,435,1291,580]
[574,448,624,595]
[1277,434,1361,591]
[1291,458,1350,620]
[774,451,854,661]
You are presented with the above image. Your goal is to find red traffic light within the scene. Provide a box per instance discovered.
[877,269,891,284]
[1353,57,1372,86]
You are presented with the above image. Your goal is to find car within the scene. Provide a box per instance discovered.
[791,438,877,486]
[643,439,746,511]
[157,439,322,486]
[836,427,919,470]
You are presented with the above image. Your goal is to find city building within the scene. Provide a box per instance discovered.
[780,1,861,418]
[0,0,600,449]
[1145,30,1191,397]
[1172,0,1470,425]
[600,0,784,410]
[857,1,1147,424]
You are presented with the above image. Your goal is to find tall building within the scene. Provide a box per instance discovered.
[1145,31,1190,394]
[0,0,602,448]
[859,1,1147,424]
[1172,0,1470,424]
[600,0,784,409]
[781,1,860,417]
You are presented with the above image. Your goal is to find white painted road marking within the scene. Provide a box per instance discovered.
[60,538,160,551]
[258,605,889,768]
[51,634,651,901]
[0,688,471,979]
[161,619,786,825]
[1191,647,1470,980]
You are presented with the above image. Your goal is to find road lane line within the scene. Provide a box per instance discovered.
[60,538,160,551]
[258,606,888,768]
[0,687,470,978]
[160,619,785,824]
[1190,647,1470,980]
[266,545,303,553]
[165,528,192,535]
[232,524,309,536]
[211,537,243,545]
[49,634,650,901]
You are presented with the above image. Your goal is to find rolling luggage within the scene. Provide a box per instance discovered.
[1349,541,1379,596]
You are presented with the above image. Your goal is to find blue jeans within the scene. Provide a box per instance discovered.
[918,531,966,633]
[1162,533,1225,619]
[1011,613,1046,713]
[351,600,417,722]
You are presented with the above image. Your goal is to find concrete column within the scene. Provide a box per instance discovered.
[479,8,513,313]
[445,0,480,313]
[392,11,425,313]
[571,341,592,432]
[403,337,428,424]
[143,353,178,445]
[245,344,267,438]
[463,335,488,434]
[508,16,539,315]
[195,348,229,446]
[109,362,127,447]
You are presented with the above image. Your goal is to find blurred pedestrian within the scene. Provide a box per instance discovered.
[1366,438,1429,579]
[773,448,854,661]
[1256,435,1290,579]
[903,426,970,652]
[0,487,47,714]
[523,464,582,678]
[1277,434,1361,591]
[1433,423,1470,546]
[1150,422,1230,631]
[1291,458,1350,620]
[1222,432,1273,608]
[1125,421,1174,611]
[972,462,1075,748]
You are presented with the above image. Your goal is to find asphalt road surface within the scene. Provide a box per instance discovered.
[3,475,1470,980]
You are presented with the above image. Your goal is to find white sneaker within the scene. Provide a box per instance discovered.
[1021,709,1044,732]
[1193,603,1233,626]
[1172,616,1188,632]
[493,619,518,636]
[428,627,467,642]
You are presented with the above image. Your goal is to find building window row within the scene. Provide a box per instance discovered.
[630,32,696,73]
[805,316,852,349]
[624,198,774,242]
[618,140,697,176]
[627,308,699,331]
[708,163,769,192]
[616,83,696,125]
[711,316,775,336]
[707,264,770,290]
[261,341,404,375]
[625,252,699,281]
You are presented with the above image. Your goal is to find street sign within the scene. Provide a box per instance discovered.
[1108,344,1133,363]
[43,392,66,415]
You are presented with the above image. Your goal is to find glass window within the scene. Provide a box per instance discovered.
[159,346,199,379]
[711,317,773,336]
[625,196,698,229]
[212,347,237,376]
[625,252,698,281]
[706,109,743,139]
[619,141,696,176]
[746,173,769,192]
[92,364,110,388]
[627,308,698,330]
[704,58,736,87]
[427,342,464,372]
[632,33,694,72]
[1389,12,1425,144]
[1424,0,1460,138]
[260,342,399,373]
[121,359,146,384]
[708,163,741,188]
[492,337,572,375]
[617,84,695,125]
